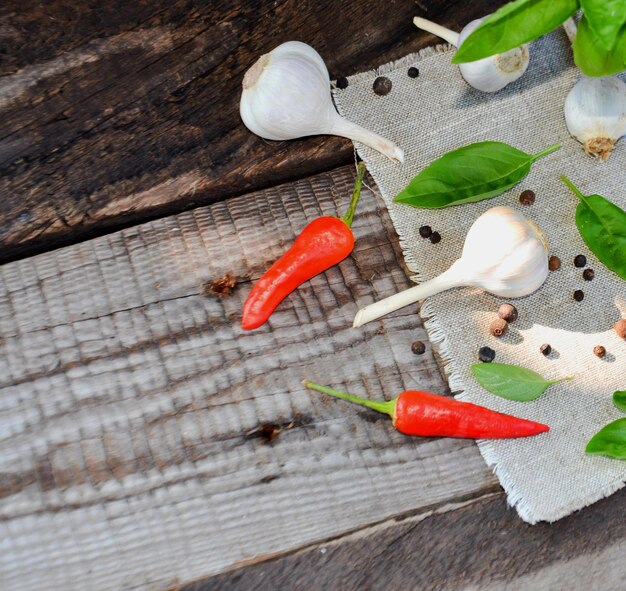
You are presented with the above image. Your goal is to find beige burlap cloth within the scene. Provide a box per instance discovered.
[333,30,626,523]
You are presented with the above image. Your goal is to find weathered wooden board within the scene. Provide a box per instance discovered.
[0,0,506,263]
[0,166,496,591]
[201,488,626,591]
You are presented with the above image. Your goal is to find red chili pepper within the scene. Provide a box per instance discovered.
[242,162,367,330]
[303,380,549,439]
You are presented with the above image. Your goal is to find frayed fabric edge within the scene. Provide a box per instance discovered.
[477,441,626,524]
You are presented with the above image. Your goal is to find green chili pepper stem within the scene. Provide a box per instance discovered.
[561,175,591,207]
[303,380,395,416]
[340,162,367,228]
[532,143,560,161]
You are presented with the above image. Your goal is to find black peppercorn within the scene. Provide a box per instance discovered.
[407,66,420,78]
[519,189,536,206]
[411,340,426,355]
[573,289,584,302]
[548,255,561,271]
[336,77,349,89]
[373,76,392,96]
[583,268,595,281]
[593,345,606,358]
[478,346,496,362]
[574,254,587,268]
[540,343,552,356]
[497,303,518,323]
[429,231,441,244]
[489,318,508,337]
[419,225,432,238]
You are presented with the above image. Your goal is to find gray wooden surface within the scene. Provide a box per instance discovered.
[0,166,497,590]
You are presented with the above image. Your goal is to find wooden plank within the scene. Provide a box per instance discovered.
[189,487,626,591]
[0,165,496,591]
[0,0,507,263]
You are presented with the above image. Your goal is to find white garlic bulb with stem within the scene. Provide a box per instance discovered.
[413,16,530,92]
[353,206,549,328]
[561,19,626,161]
[564,76,626,160]
[240,41,404,162]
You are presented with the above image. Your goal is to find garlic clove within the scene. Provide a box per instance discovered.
[413,16,529,93]
[353,206,548,328]
[240,41,404,162]
[564,76,626,161]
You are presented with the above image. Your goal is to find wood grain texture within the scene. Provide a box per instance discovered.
[0,0,507,263]
[199,488,626,591]
[0,166,496,591]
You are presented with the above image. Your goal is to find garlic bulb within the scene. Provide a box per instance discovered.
[353,206,548,328]
[561,19,626,161]
[564,74,626,161]
[413,17,529,92]
[240,41,404,162]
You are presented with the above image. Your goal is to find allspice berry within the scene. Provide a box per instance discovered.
[489,318,508,337]
[593,345,606,358]
[419,225,432,238]
[582,268,595,281]
[519,189,536,206]
[498,303,518,323]
[615,319,626,339]
[548,256,561,271]
[372,76,392,96]
[478,346,496,362]
[411,340,426,355]
[540,343,552,356]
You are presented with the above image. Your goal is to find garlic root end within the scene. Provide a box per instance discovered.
[583,137,617,161]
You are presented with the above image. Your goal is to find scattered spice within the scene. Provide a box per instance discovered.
[490,318,508,337]
[407,66,420,78]
[593,345,606,358]
[336,77,349,89]
[615,319,626,339]
[540,343,552,356]
[583,268,595,281]
[573,289,585,302]
[429,231,442,244]
[205,273,238,297]
[419,225,432,238]
[373,76,392,96]
[574,254,587,268]
[548,255,561,271]
[498,303,518,323]
[519,189,536,206]
[411,340,426,355]
[479,346,496,363]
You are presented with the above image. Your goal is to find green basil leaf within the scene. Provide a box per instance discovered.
[471,363,566,402]
[586,418,626,459]
[614,391,626,413]
[394,142,559,209]
[452,0,579,64]
[573,16,626,76]
[562,177,626,281]
[580,0,626,51]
